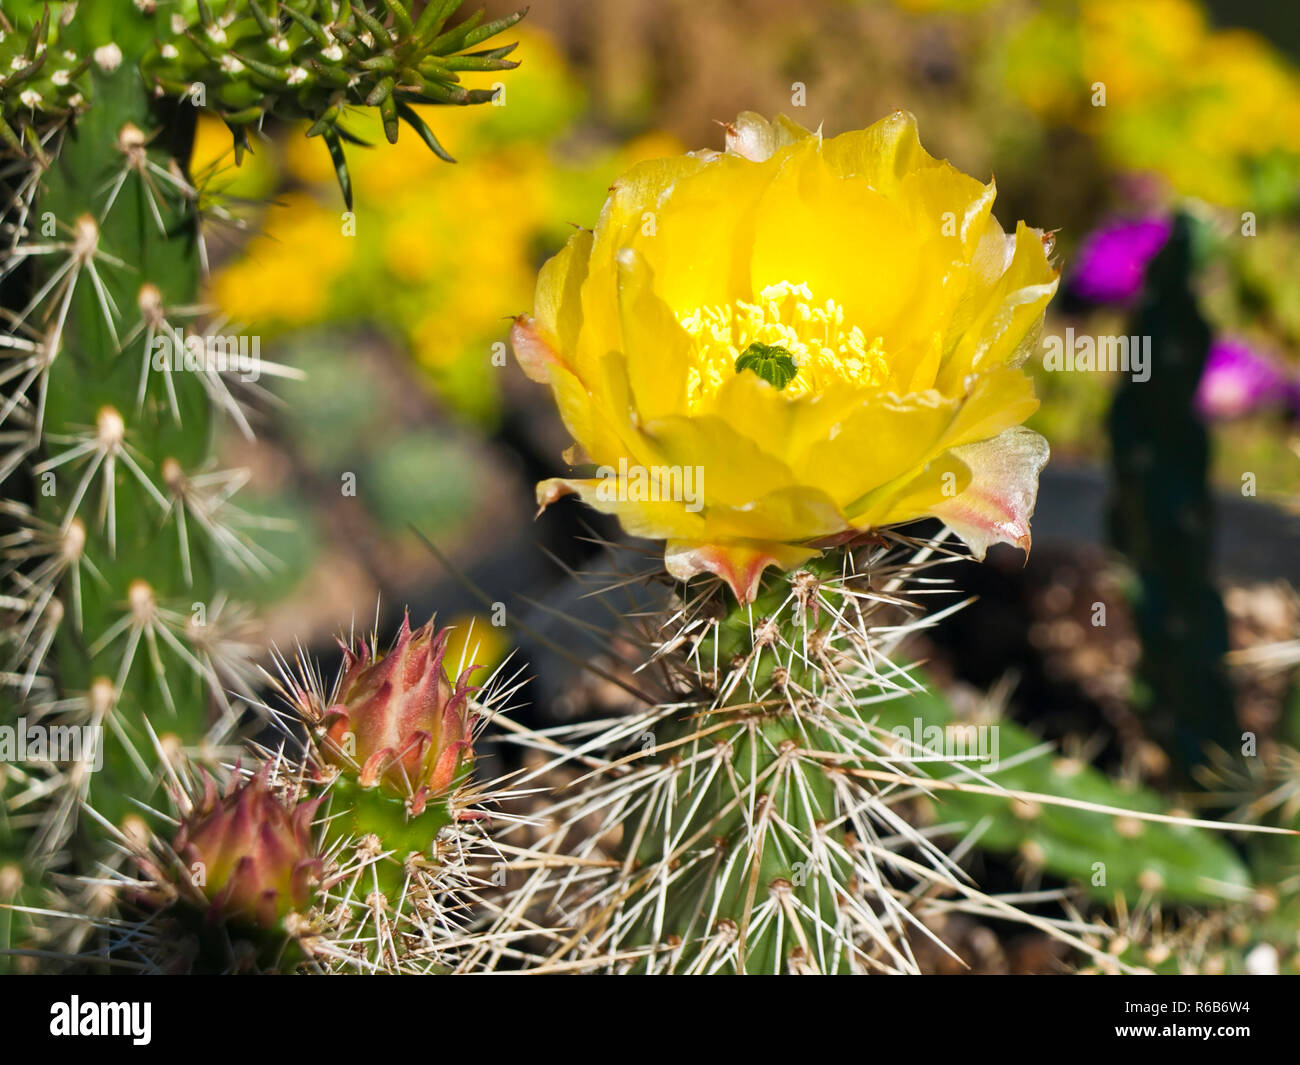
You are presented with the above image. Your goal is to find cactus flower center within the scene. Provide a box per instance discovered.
[678,281,892,410]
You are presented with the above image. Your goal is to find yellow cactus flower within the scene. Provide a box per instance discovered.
[512,112,1059,601]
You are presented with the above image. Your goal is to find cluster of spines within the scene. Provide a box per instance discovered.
[139,0,524,206]
[0,6,90,159]
[490,535,1272,973]
[35,615,537,974]
[0,0,521,970]
[0,6,234,968]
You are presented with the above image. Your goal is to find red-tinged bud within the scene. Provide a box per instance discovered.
[322,614,480,815]
[174,769,321,929]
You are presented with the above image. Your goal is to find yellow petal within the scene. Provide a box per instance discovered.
[533,227,593,359]
[536,477,706,540]
[579,153,713,355]
[631,151,774,316]
[701,484,846,543]
[538,475,843,550]
[897,164,998,260]
[665,538,821,603]
[706,371,864,458]
[546,357,644,468]
[615,248,693,422]
[929,427,1050,557]
[847,448,973,527]
[508,314,562,384]
[724,112,812,162]
[641,412,797,506]
[750,139,922,340]
[794,391,962,510]
[938,221,1059,391]
[937,365,1041,451]
[820,110,936,192]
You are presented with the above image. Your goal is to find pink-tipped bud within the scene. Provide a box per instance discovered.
[323,614,480,815]
[174,769,321,929]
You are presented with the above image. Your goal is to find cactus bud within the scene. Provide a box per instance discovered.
[321,615,479,815]
[173,770,321,929]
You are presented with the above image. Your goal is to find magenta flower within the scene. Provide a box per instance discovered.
[1195,339,1291,420]
[1069,217,1172,303]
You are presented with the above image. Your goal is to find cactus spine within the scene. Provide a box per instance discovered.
[499,543,1138,972]
[0,1,521,969]
[86,614,527,974]
[495,533,1263,974]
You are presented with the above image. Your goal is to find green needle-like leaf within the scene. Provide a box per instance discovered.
[396,100,455,161]
[322,126,353,210]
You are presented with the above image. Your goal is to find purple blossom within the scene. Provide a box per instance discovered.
[1069,217,1172,304]
[1195,339,1291,420]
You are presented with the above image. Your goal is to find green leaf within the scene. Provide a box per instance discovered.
[868,685,1253,904]
[321,126,352,211]
[395,101,455,161]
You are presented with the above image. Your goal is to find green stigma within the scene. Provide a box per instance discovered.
[735,342,798,390]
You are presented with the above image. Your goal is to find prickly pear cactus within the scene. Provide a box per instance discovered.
[489,109,1278,974]
[499,540,1259,973]
[81,614,529,974]
[867,685,1251,905]
[0,0,521,968]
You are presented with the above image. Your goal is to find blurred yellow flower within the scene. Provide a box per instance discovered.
[191,113,279,202]
[616,131,690,168]
[441,613,510,677]
[212,192,355,326]
[1007,0,1300,208]
[513,112,1058,601]
[191,113,236,176]
[206,27,686,422]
